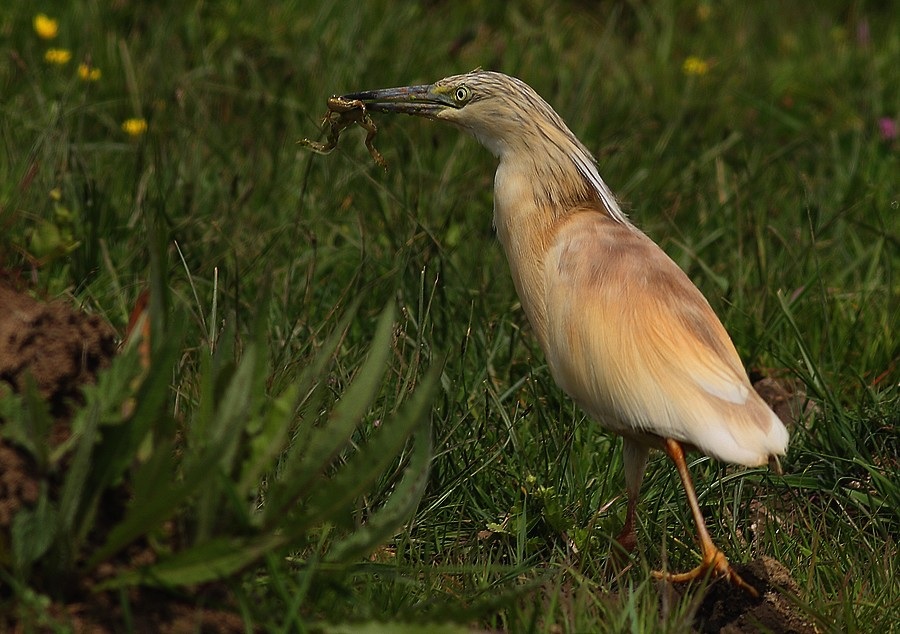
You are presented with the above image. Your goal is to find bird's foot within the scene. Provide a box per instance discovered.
[652,548,759,597]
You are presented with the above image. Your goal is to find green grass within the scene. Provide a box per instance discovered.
[2,0,898,631]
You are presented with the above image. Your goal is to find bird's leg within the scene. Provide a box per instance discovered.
[614,493,638,553]
[652,438,759,597]
[614,439,649,555]
[605,490,638,577]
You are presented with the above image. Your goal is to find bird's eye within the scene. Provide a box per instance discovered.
[454,86,471,104]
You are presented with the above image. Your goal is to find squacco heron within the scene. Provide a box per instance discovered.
[341,70,788,595]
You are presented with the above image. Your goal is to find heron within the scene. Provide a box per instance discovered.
[340,70,788,595]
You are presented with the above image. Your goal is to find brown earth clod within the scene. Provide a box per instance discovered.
[688,556,817,634]
[0,283,117,417]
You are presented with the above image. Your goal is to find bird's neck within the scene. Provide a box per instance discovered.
[491,158,576,350]
[491,144,629,350]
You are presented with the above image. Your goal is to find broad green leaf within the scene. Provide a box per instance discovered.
[53,350,140,546]
[190,345,228,448]
[99,358,439,589]
[57,396,100,540]
[58,346,142,545]
[288,361,440,537]
[191,313,262,465]
[0,376,53,470]
[320,624,469,634]
[82,320,184,496]
[87,434,232,569]
[130,438,177,515]
[263,304,396,525]
[208,345,260,471]
[240,297,363,497]
[77,344,144,429]
[193,344,262,542]
[98,533,286,589]
[326,413,432,563]
[237,379,302,496]
[11,485,57,569]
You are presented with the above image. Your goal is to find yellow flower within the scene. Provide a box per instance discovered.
[44,48,72,65]
[33,14,59,40]
[122,118,148,137]
[78,63,102,81]
[682,56,710,76]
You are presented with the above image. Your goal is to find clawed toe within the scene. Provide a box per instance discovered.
[652,549,759,597]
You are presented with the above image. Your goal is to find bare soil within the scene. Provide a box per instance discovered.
[689,557,817,633]
[0,282,117,416]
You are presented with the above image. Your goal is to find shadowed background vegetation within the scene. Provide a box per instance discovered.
[1,0,897,631]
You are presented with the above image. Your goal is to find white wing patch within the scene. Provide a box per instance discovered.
[692,367,750,405]
[570,150,629,225]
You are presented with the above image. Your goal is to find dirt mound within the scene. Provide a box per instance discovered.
[0,283,116,533]
[0,283,117,416]
[691,556,816,633]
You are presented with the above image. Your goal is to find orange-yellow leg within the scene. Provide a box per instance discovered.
[652,439,759,598]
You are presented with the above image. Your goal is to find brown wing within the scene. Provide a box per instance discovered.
[543,211,788,465]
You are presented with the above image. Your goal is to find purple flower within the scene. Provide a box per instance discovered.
[878,117,897,141]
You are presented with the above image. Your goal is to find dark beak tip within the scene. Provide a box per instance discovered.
[340,90,376,102]
[339,84,433,104]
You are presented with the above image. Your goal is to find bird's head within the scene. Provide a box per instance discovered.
[342,70,568,158]
[342,70,626,221]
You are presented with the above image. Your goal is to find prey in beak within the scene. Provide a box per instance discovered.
[297,95,389,168]
[298,77,471,167]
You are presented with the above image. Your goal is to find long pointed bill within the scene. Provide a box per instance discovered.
[340,84,451,117]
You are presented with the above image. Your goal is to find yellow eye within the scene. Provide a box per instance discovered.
[454,86,471,103]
